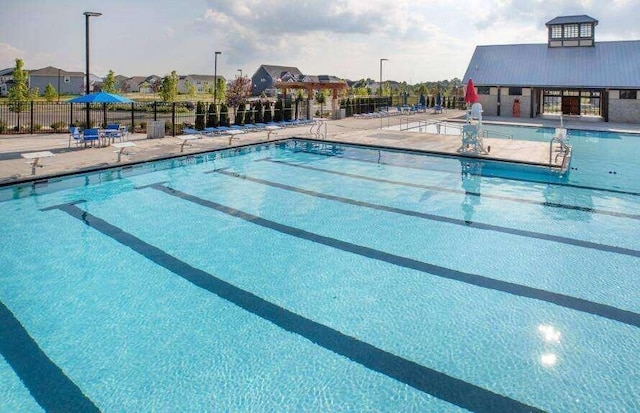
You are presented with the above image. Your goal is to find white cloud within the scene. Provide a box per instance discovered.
[0,43,25,69]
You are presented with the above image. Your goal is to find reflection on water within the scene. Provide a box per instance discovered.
[460,159,484,224]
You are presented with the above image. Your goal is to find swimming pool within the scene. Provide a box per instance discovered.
[395,121,640,194]
[1,139,639,412]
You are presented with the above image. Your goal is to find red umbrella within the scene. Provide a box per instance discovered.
[464,79,479,104]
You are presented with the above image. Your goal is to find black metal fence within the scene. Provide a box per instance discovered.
[0,96,456,136]
[0,100,319,136]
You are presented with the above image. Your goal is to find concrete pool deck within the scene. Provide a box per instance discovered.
[1,109,639,185]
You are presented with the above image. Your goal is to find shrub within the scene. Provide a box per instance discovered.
[33,124,42,131]
[0,120,7,133]
[263,102,272,123]
[195,101,205,130]
[274,99,283,122]
[235,104,245,126]
[254,101,263,124]
[50,121,67,131]
[219,103,230,127]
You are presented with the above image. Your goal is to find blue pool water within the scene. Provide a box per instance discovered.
[1,139,639,412]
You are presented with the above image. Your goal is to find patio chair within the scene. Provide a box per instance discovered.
[82,128,101,147]
[68,126,84,148]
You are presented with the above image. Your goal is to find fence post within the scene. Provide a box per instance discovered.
[30,101,34,134]
[153,101,157,121]
[172,102,176,137]
[130,102,135,133]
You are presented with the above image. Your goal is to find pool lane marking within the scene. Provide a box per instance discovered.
[142,183,640,329]
[0,300,100,413]
[287,146,640,197]
[257,158,640,221]
[48,202,544,413]
[208,169,640,258]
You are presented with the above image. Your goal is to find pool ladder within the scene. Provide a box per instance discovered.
[310,119,327,140]
[549,129,572,171]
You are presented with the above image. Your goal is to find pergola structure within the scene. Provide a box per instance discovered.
[273,79,348,119]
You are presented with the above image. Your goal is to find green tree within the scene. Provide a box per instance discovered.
[214,77,226,103]
[43,83,57,102]
[315,90,327,117]
[184,80,196,97]
[8,59,37,131]
[159,70,179,102]
[102,70,117,93]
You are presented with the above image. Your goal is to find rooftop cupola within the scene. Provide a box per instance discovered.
[546,15,598,48]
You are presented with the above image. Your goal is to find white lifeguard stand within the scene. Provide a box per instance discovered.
[459,103,488,154]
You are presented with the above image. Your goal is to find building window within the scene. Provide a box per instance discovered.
[551,25,562,39]
[580,23,592,38]
[508,87,522,96]
[620,90,637,99]
[477,86,490,95]
[564,24,579,38]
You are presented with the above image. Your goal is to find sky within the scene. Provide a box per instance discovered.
[1,0,639,84]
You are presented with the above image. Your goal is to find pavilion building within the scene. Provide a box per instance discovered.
[463,15,640,123]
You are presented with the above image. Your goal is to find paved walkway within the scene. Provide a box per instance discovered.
[1,109,639,186]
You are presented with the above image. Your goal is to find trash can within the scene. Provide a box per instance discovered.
[147,120,165,139]
[334,108,346,120]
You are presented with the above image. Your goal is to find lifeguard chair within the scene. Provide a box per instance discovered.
[459,103,488,154]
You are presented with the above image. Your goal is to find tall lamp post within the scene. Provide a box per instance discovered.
[214,51,222,104]
[84,11,101,128]
[379,58,389,97]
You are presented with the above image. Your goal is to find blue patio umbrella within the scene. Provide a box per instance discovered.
[67,91,133,103]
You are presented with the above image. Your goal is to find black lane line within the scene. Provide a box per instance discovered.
[147,183,640,329]
[257,158,640,221]
[49,202,545,413]
[287,145,640,197]
[0,300,100,413]
[209,169,640,258]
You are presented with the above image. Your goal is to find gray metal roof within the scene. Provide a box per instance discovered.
[546,15,598,26]
[462,41,640,88]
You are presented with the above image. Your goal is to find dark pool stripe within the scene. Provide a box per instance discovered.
[258,158,640,221]
[49,202,544,413]
[0,300,100,413]
[289,146,640,197]
[208,169,640,258]
[148,183,640,329]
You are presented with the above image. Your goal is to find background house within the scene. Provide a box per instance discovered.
[251,64,303,96]
[177,74,222,95]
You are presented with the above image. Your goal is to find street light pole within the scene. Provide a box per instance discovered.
[214,51,222,105]
[57,68,61,104]
[379,58,389,97]
[84,11,101,128]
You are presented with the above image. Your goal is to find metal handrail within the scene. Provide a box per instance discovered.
[310,119,327,139]
[549,136,571,166]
